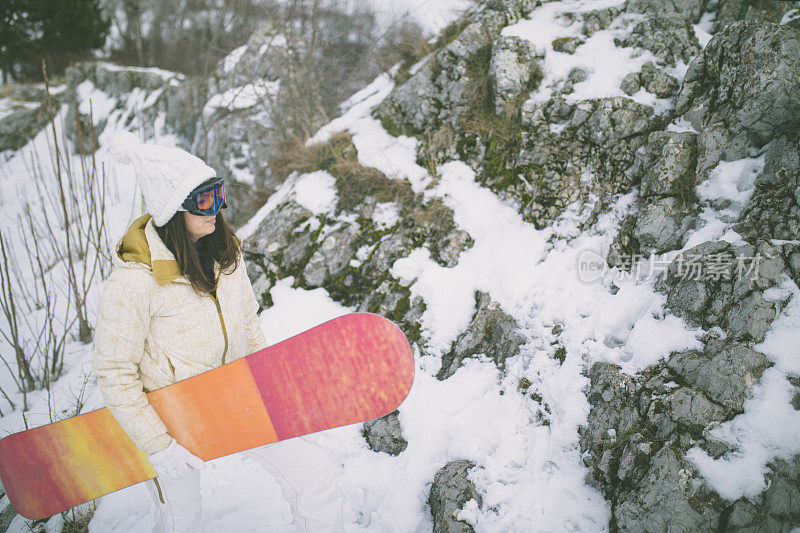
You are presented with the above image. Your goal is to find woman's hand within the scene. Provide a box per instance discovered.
[148,438,205,480]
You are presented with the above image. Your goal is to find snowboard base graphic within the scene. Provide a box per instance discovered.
[0,313,414,519]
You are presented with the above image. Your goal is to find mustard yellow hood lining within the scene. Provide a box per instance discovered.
[117,214,183,286]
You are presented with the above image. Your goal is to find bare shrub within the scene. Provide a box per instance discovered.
[0,65,115,411]
[105,0,269,78]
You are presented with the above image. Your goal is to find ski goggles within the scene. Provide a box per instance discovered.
[181,177,227,216]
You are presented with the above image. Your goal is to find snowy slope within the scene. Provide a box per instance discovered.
[1,0,799,532]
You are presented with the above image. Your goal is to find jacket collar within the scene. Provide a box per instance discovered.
[116,214,184,286]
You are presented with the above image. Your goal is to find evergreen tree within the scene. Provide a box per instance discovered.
[0,0,109,83]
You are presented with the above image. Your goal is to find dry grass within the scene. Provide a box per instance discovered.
[61,503,96,533]
[407,198,456,239]
[270,131,414,213]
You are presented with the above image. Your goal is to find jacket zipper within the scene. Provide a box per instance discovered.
[211,269,228,365]
[211,293,229,364]
[153,478,166,504]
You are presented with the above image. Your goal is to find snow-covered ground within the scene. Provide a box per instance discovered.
[2,1,799,531]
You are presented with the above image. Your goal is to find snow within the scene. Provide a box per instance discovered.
[456,498,480,526]
[694,12,717,48]
[502,0,669,105]
[292,170,338,216]
[220,44,248,73]
[686,280,800,500]
[781,8,800,25]
[77,80,117,118]
[364,0,473,34]
[308,71,432,194]
[1,1,794,531]
[697,157,763,208]
[392,160,550,354]
[372,202,400,229]
[94,61,181,81]
[203,80,279,116]
[683,155,764,250]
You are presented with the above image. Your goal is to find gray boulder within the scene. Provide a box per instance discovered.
[667,341,771,412]
[622,130,700,255]
[376,11,506,133]
[489,35,541,114]
[655,241,782,341]
[666,387,727,431]
[302,224,360,286]
[736,131,800,242]
[429,460,482,533]
[581,6,622,37]
[617,13,701,67]
[677,21,800,177]
[713,0,793,32]
[552,36,584,54]
[639,62,680,99]
[636,131,698,199]
[614,447,721,532]
[580,363,641,464]
[632,197,696,253]
[245,201,314,261]
[625,0,709,24]
[363,410,408,456]
[620,72,641,96]
[438,292,526,379]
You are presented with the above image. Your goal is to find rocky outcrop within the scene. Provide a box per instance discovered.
[488,35,541,115]
[376,10,507,134]
[713,0,794,32]
[655,241,784,343]
[363,410,408,456]
[429,460,481,533]
[438,292,525,379]
[620,62,680,99]
[582,234,799,530]
[610,131,699,259]
[63,61,186,152]
[242,134,471,343]
[0,104,50,154]
[677,21,800,179]
[668,341,770,413]
[736,131,800,242]
[625,0,709,24]
[617,13,701,68]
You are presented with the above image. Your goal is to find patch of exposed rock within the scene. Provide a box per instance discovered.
[375,10,508,134]
[438,292,526,379]
[617,13,702,68]
[241,134,474,344]
[736,131,800,242]
[363,410,408,456]
[655,241,784,343]
[581,237,800,530]
[677,21,800,179]
[429,460,482,533]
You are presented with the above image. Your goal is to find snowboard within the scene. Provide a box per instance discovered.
[0,313,414,520]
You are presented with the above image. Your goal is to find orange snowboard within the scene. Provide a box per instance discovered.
[0,313,414,519]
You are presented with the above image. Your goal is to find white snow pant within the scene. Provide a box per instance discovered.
[146,437,344,533]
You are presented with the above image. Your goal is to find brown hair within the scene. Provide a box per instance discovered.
[154,212,240,294]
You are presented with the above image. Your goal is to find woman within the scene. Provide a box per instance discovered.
[93,133,343,532]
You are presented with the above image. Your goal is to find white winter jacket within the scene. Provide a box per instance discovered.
[92,214,267,454]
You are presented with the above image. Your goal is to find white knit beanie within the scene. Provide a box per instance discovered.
[109,132,217,226]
